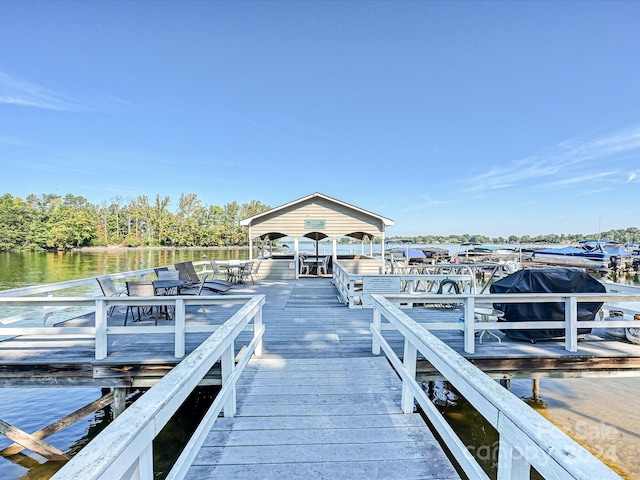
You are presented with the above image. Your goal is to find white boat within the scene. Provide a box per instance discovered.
[626,313,640,345]
[531,240,630,270]
[456,243,521,263]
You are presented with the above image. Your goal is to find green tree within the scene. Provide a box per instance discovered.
[0,194,30,250]
[44,194,96,249]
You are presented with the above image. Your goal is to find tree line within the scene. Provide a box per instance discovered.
[0,193,271,251]
[1,192,639,252]
[390,229,640,246]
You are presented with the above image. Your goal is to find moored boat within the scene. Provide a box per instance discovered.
[626,314,640,345]
[531,239,630,271]
[456,243,521,263]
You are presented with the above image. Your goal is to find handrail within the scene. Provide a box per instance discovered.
[0,267,163,329]
[369,294,623,480]
[332,260,476,308]
[51,294,265,480]
[372,292,640,354]
[1,295,263,359]
[0,267,161,297]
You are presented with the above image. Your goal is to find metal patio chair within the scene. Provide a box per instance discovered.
[209,260,235,287]
[175,261,231,294]
[124,281,159,326]
[96,275,126,317]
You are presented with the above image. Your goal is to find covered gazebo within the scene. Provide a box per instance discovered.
[240,192,394,279]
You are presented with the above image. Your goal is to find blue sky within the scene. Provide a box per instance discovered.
[1,1,639,238]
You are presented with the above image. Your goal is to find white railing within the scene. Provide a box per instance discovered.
[0,295,263,359]
[374,292,640,354]
[0,267,161,328]
[0,261,264,359]
[369,294,623,480]
[51,294,265,480]
[333,260,476,308]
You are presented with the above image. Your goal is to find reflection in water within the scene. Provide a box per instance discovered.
[0,249,250,290]
[423,381,504,479]
[1,387,218,480]
[517,377,639,479]
[422,378,636,480]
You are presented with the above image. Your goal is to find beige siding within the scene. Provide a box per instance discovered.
[249,197,385,240]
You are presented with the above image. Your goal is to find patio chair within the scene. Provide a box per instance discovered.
[250,259,262,284]
[237,261,254,284]
[154,268,179,291]
[179,273,208,317]
[299,256,310,275]
[175,261,231,294]
[154,267,169,277]
[157,269,180,280]
[96,275,126,317]
[209,260,235,287]
[318,256,331,275]
[124,281,158,326]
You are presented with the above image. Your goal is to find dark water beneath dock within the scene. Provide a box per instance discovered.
[0,248,639,479]
[430,377,639,479]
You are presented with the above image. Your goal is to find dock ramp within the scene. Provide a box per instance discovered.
[184,356,459,479]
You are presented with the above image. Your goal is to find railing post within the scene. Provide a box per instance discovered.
[565,295,578,352]
[497,434,530,480]
[128,443,154,480]
[174,298,186,358]
[407,278,415,295]
[372,306,381,355]
[463,296,476,354]
[95,299,108,360]
[43,291,54,327]
[222,344,236,417]
[254,307,263,357]
[349,279,355,308]
[401,338,417,414]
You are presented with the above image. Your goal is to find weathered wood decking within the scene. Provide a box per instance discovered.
[2,278,640,387]
[3,277,640,478]
[185,356,459,480]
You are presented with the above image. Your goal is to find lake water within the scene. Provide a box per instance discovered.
[1,247,639,479]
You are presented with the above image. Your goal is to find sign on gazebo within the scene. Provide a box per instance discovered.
[305,219,326,229]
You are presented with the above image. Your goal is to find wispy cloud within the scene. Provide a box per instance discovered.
[456,126,640,194]
[407,195,452,211]
[0,71,135,113]
[546,170,620,187]
[0,71,84,111]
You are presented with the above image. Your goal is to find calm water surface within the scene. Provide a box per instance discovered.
[0,248,246,480]
[1,248,639,479]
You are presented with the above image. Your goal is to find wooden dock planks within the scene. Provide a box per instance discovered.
[2,277,640,385]
[185,357,460,480]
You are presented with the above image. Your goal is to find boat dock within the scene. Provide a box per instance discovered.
[1,275,637,479]
[3,277,640,388]
[187,356,457,479]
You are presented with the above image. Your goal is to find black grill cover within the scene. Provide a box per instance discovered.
[490,268,605,341]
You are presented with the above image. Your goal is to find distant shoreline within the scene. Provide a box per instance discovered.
[75,245,248,252]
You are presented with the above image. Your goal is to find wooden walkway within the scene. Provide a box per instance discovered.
[1,278,640,385]
[176,279,458,478]
[180,279,457,479]
[3,277,640,477]
[185,356,459,480]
